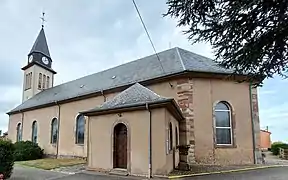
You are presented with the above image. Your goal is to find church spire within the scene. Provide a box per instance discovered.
[23,12,56,74]
[29,27,51,58]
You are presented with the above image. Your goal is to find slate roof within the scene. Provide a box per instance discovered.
[29,28,51,58]
[8,47,234,114]
[81,83,184,120]
[89,83,168,112]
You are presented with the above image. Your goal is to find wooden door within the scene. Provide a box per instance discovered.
[113,123,127,169]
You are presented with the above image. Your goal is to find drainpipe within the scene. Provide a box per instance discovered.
[19,110,24,141]
[249,81,257,164]
[86,115,91,166]
[101,90,106,102]
[55,101,61,158]
[146,103,152,179]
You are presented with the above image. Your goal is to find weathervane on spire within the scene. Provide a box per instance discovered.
[40,12,46,27]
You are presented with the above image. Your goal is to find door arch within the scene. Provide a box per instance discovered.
[113,123,128,169]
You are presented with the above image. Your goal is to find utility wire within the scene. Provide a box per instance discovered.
[132,0,173,87]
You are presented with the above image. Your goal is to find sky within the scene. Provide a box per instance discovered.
[0,0,287,142]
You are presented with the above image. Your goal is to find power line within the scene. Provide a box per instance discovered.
[132,0,172,87]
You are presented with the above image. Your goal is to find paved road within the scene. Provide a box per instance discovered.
[10,165,139,180]
[10,165,288,180]
[10,165,68,180]
[183,167,288,180]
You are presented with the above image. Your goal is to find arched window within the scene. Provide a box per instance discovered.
[175,127,179,146]
[31,121,38,143]
[169,122,173,150]
[25,74,28,90]
[43,75,46,89]
[47,76,50,89]
[16,123,22,142]
[27,72,32,89]
[51,118,58,144]
[215,102,232,145]
[75,115,85,144]
[38,73,42,89]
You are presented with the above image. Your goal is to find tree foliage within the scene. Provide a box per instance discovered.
[14,141,44,161]
[271,142,288,155]
[0,139,15,179]
[164,0,288,85]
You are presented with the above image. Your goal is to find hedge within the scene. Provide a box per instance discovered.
[0,139,15,179]
[271,142,288,155]
[14,141,44,161]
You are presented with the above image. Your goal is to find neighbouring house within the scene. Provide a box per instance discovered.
[260,129,272,150]
[7,26,263,177]
[0,132,8,140]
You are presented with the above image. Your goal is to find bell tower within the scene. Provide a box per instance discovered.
[21,24,57,102]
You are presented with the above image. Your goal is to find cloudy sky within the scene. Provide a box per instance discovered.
[0,0,287,142]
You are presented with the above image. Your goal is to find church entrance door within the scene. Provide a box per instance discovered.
[113,123,127,169]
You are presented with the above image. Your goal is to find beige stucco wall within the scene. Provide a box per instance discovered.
[9,106,59,155]
[87,108,179,176]
[8,93,116,157]
[8,77,257,165]
[22,65,54,102]
[193,79,254,164]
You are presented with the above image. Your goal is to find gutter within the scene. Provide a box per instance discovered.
[249,82,256,164]
[146,103,152,179]
[55,101,61,158]
[8,71,247,115]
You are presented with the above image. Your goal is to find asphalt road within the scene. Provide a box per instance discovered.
[10,165,288,180]
[10,165,68,180]
[183,167,288,180]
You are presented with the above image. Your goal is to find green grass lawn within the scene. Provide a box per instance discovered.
[15,158,86,170]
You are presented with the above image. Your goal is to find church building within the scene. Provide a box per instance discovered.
[7,26,262,177]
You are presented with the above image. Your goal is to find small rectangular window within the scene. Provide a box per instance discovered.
[38,73,42,89]
[43,75,46,89]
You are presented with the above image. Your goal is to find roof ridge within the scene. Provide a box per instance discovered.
[32,48,178,91]
[8,47,235,114]
[101,83,165,105]
[176,47,186,70]
[95,82,168,110]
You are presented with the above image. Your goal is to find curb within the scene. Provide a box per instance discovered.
[168,165,288,179]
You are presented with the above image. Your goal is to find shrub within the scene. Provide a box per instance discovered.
[14,141,44,161]
[0,139,15,179]
[271,142,288,155]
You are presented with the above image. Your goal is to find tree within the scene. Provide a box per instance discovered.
[164,0,288,85]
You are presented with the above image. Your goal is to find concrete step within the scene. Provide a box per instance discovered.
[109,168,129,176]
